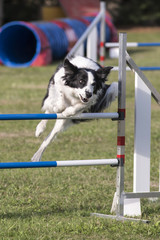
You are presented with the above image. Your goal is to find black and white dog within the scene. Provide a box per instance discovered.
[31,56,118,162]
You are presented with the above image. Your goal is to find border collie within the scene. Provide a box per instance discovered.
[31,56,118,162]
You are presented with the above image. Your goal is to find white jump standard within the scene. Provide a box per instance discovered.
[94,32,160,222]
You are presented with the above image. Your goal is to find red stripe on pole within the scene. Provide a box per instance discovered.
[118,108,126,118]
[100,56,105,61]
[117,154,125,163]
[117,136,125,146]
[100,42,104,47]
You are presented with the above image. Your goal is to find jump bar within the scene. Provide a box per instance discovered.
[106,42,160,48]
[0,113,119,121]
[113,66,160,71]
[0,159,119,169]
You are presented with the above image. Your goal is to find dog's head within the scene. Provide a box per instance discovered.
[63,58,113,104]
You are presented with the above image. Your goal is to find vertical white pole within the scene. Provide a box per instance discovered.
[134,73,151,193]
[133,73,151,215]
[124,72,151,217]
[111,33,127,216]
[87,27,98,61]
[116,33,127,217]
[99,0,106,66]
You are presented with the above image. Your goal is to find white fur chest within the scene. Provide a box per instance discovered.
[42,68,80,113]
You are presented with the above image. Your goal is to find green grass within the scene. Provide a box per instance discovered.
[0,29,160,239]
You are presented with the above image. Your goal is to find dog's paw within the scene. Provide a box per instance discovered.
[62,107,75,118]
[35,121,46,137]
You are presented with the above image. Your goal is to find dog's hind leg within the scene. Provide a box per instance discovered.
[35,111,49,137]
[31,119,72,162]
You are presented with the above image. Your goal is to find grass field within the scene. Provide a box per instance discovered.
[0,29,160,239]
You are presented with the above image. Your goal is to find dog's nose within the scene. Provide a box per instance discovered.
[86,91,92,99]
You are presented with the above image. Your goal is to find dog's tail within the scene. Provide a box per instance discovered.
[105,82,118,108]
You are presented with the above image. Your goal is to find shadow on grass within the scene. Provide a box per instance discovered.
[0,204,94,220]
[127,48,153,56]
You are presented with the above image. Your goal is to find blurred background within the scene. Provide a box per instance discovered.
[0,0,160,27]
[0,0,160,67]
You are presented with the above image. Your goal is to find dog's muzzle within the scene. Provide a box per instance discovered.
[79,91,92,103]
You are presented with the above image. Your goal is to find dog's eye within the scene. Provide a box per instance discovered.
[92,82,96,86]
[79,79,84,85]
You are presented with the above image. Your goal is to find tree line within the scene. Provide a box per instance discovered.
[2,0,160,26]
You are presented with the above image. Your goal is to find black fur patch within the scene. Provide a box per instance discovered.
[41,75,54,107]
[89,84,110,112]
[63,68,89,89]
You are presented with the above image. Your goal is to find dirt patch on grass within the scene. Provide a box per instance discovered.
[11,83,47,89]
[0,131,34,138]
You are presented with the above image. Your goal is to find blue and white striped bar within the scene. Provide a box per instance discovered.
[0,159,118,169]
[106,42,160,48]
[0,112,119,121]
[112,66,160,71]
[139,66,160,71]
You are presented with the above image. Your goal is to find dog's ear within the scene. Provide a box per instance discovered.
[64,59,78,75]
[96,66,113,81]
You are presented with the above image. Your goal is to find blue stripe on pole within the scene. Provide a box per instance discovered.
[138,43,160,47]
[0,161,57,169]
[140,67,160,71]
[0,113,58,120]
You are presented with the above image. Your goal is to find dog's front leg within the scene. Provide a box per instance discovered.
[62,104,84,117]
[31,119,72,162]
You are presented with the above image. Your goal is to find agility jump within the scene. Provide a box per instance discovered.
[0,1,160,223]
[0,32,126,221]
[0,30,160,223]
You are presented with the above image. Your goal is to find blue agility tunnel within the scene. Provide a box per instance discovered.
[0,17,117,67]
[0,21,41,67]
[0,21,67,67]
